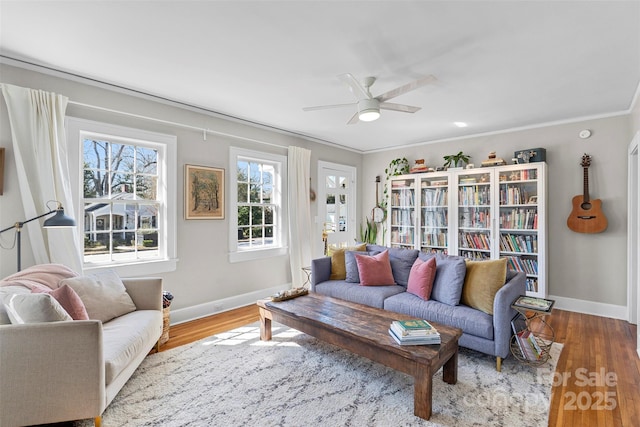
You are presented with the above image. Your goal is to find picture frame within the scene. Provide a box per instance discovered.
[184,164,225,220]
[528,196,538,204]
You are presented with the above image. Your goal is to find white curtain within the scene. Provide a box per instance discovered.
[1,83,82,272]
[288,146,313,287]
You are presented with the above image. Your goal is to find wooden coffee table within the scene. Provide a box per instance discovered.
[257,293,462,420]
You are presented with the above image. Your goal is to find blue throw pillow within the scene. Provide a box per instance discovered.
[345,251,380,283]
[419,252,466,306]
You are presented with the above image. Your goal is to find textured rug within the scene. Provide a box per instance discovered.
[79,323,562,427]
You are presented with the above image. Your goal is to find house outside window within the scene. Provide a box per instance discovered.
[67,118,177,275]
[229,147,287,262]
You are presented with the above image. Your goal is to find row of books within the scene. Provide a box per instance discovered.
[514,330,544,360]
[500,233,538,253]
[458,186,490,206]
[499,208,538,230]
[391,188,415,206]
[503,255,539,275]
[499,187,533,205]
[389,319,441,345]
[459,231,491,251]
[421,188,448,206]
[422,210,448,227]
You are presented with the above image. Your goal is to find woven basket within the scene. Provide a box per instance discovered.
[160,307,171,345]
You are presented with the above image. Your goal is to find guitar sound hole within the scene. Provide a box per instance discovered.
[581,202,592,210]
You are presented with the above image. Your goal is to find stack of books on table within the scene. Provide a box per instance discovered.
[389,319,441,345]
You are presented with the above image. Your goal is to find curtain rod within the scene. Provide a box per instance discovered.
[67,100,288,149]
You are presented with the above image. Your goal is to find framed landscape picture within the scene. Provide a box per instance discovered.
[185,164,225,220]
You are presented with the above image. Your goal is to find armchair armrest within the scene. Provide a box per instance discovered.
[0,320,105,426]
[492,271,526,358]
[122,277,163,311]
[311,257,331,291]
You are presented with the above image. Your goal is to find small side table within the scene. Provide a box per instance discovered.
[509,295,555,366]
[301,266,312,289]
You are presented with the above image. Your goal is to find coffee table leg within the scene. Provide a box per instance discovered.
[443,349,458,384]
[259,307,272,341]
[413,365,433,420]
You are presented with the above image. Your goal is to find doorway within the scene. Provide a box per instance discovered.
[317,161,356,257]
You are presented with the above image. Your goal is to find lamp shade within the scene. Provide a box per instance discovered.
[43,208,76,228]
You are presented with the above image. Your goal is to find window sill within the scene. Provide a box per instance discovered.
[83,258,178,277]
[228,247,288,263]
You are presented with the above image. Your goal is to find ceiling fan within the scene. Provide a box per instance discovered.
[303,73,436,124]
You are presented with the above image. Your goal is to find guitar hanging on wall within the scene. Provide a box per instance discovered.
[567,154,608,233]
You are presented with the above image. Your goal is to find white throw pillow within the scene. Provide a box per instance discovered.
[0,286,31,324]
[60,270,137,322]
[4,293,73,324]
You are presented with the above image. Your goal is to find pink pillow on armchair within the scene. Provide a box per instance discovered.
[355,250,396,286]
[31,284,89,320]
[407,257,437,300]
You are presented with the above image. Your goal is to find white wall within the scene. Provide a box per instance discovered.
[362,115,632,315]
[0,63,363,322]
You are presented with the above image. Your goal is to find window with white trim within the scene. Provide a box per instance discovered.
[229,147,287,262]
[67,118,177,275]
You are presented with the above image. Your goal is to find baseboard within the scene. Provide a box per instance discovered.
[169,284,288,325]
[549,294,628,320]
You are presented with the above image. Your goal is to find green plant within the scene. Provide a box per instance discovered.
[443,151,471,168]
[381,157,410,209]
[358,216,378,244]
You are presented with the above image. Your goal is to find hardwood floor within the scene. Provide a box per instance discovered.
[161,305,639,426]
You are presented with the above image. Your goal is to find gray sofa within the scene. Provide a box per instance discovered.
[0,271,163,427]
[311,245,525,371]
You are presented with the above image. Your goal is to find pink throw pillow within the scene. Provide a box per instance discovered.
[355,250,396,286]
[32,284,89,320]
[407,257,437,300]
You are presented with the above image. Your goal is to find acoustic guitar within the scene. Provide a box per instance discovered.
[567,154,607,233]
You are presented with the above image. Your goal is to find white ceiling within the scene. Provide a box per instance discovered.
[1,1,639,153]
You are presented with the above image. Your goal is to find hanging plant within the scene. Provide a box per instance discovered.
[443,151,471,169]
[381,157,410,209]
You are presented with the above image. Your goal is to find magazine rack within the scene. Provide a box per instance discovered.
[509,296,555,366]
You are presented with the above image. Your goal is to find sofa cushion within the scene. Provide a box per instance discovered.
[407,257,437,300]
[461,258,508,315]
[61,270,137,323]
[356,250,396,286]
[419,253,467,306]
[345,250,380,283]
[31,284,89,320]
[102,310,162,385]
[384,292,494,339]
[314,280,405,309]
[328,244,366,280]
[367,245,419,286]
[4,293,72,324]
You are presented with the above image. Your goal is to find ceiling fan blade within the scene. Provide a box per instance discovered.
[302,103,356,112]
[338,73,371,100]
[376,74,436,103]
[379,102,421,113]
[347,112,360,125]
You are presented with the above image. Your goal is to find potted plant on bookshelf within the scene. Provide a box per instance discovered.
[443,151,471,169]
[381,157,410,209]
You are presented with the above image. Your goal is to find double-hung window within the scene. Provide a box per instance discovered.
[229,147,287,262]
[67,118,177,275]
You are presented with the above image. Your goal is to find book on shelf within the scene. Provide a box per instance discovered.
[512,295,555,313]
[389,328,441,345]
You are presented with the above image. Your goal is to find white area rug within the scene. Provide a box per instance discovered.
[80,323,561,427]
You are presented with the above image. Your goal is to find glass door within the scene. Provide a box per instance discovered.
[317,161,356,255]
[455,169,492,259]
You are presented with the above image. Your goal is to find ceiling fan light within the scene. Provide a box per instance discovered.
[358,99,380,122]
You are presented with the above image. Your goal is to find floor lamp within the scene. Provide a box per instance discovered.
[0,202,76,271]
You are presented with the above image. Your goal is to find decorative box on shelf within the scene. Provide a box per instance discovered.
[515,148,546,164]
